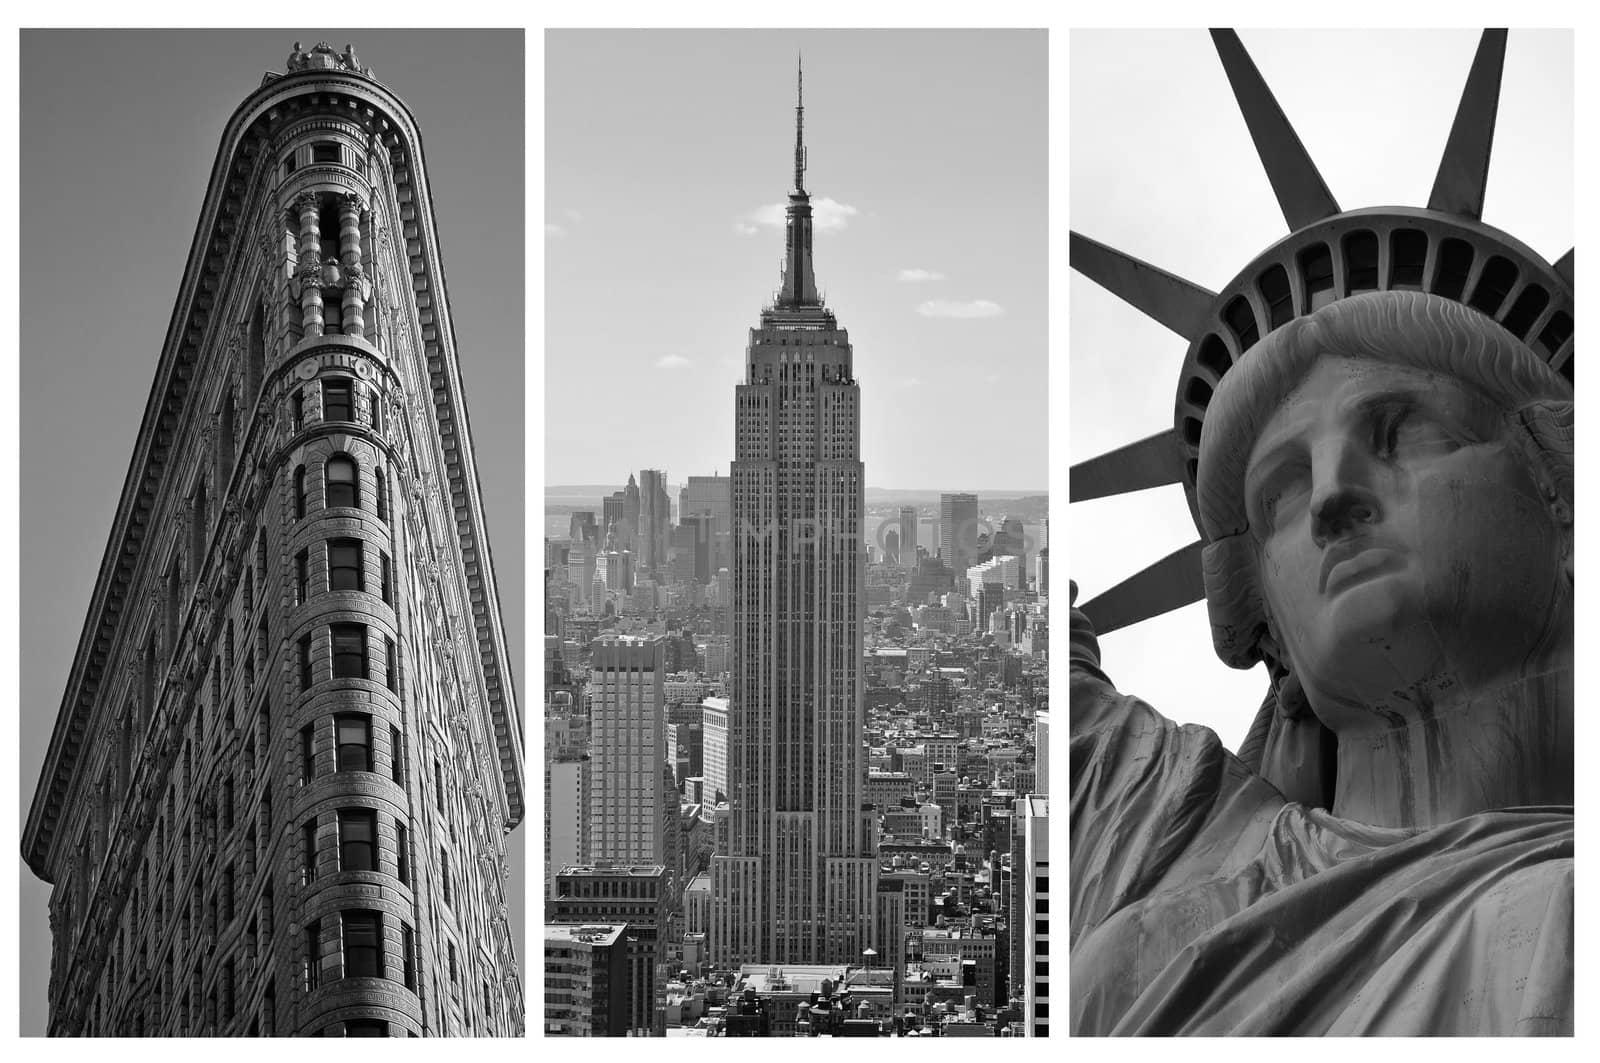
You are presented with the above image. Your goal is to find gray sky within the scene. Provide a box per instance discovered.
[546,28,1048,492]
[1070,28,1574,748]
[17,29,524,1034]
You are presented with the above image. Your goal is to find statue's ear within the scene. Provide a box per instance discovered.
[1516,400,1574,580]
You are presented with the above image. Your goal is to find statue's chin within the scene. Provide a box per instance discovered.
[1293,579,1454,727]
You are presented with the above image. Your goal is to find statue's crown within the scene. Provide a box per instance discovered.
[1070,30,1573,634]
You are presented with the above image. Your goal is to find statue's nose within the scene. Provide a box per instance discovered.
[1310,436,1381,545]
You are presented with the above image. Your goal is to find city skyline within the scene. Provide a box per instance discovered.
[546,29,1047,492]
[543,27,1048,1035]
[18,29,525,1036]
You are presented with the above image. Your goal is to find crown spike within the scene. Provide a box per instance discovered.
[1070,429,1186,503]
[1071,231,1217,341]
[1428,29,1508,219]
[1211,29,1341,231]
[1079,540,1207,635]
[1554,247,1574,288]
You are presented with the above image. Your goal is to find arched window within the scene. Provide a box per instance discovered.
[293,466,307,519]
[325,456,358,509]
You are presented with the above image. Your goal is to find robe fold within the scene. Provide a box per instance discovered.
[1070,606,1573,1036]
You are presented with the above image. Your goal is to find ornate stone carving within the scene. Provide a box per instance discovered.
[286,40,372,77]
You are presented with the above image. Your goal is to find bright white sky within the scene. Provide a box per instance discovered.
[546,29,1047,492]
[1069,28,1574,748]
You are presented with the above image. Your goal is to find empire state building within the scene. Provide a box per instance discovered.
[711,64,879,967]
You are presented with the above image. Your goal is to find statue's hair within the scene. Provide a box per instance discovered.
[1195,290,1574,803]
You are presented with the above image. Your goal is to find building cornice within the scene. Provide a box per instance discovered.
[24,64,522,880]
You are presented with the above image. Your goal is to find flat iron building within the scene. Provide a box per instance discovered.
[22,42,523,1036]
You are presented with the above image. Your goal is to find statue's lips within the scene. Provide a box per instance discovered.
[1321,543,1404,595]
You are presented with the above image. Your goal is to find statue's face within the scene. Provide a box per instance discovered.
[1245,355,1568,729]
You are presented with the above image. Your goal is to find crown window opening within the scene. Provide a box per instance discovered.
[1258,264,1293,330]
[311,142,340,166]
[1468,255,1518,316]
[1297,243,1335,311]
[1430,238,1474,302]
[1196,334,1232,380]
[1222,295,1259,351]
[1389,229,1428,291]
[1343,231,1380,292]
[1537,310,1573,365]
[1501,284,1550,341]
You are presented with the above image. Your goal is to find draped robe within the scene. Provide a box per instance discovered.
[1070,608,1573,1036]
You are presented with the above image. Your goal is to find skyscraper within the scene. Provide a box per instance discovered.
[940,492,979,578]
[21,41,523,1036]
[713,64,877,968]
[588,637,669,865]
[898,506,919,568]
[636,469,671,576]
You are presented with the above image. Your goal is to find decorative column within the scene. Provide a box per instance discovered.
[339,193,367,336]
[295,192,324,336]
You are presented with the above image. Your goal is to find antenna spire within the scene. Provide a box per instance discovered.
[794,52,807,193]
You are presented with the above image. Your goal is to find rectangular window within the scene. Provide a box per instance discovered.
[335,714,373,772]
[291,389,304,433]
[396,823,409,885]
[343,910,382,978]
[303,820,319,883]
[295,550,309,605]
[379,551,391,603]
[301,724,315,785]
[402,923,416,989]
[323,378,353,422]
[441,848,452,907]
[448,941,458,984]
[305,918,321,990]
[338,809,376,872]
[385,637,398,693]
[390,725,404,784]
[312,142,340,165]
[328,540,363,593]
[435,760,445,813]
[330,623,367,679]
[298,634,314,690]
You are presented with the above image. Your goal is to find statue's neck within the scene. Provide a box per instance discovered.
[1330,665,1573,828]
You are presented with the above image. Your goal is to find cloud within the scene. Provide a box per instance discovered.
[897,268,945,282]
[655,354,693,370]
[916,299,1005,319]
[897,376,924,388]
[735,196,859,235]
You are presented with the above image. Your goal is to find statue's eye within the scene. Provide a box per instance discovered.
[1253,464,1309,534]
[1372,404,1410,458]
[1372,402,1462,459]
